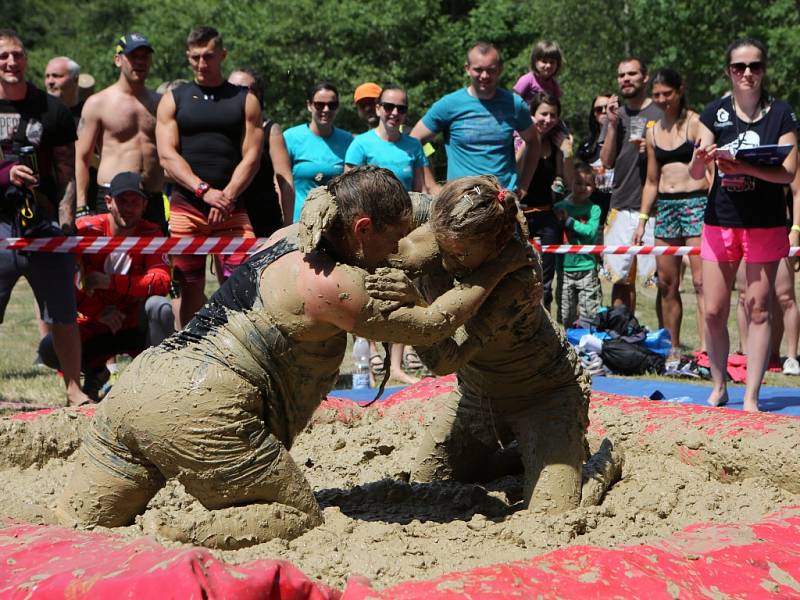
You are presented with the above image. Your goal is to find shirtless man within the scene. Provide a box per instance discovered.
[56,166,532,549]
[75,33,165,230]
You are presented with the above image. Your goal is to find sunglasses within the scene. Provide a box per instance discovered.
[729,61,764,76]
[593,105,608,114]
[312,101,339,111]
[380,102,408,114]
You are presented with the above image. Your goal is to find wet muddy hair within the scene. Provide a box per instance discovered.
[431,176,520,245]
[328,165,410,233]
[530,40,563,76]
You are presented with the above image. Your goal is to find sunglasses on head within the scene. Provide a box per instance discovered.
[380,102,408,114]
[729,61,764,76]
[593,105,607,114]
[312,100,339,111]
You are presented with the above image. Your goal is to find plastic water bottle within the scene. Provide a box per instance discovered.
[352,336,371,389]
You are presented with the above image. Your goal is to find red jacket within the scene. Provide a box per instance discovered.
[75,214,170,329]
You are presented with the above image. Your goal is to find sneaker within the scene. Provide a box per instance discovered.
[783,357,800,376]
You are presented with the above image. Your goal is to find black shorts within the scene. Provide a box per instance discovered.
[0,218,77,324]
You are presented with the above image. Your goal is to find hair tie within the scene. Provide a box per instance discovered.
[497,189,508,204]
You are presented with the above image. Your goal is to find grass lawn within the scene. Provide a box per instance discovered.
[1,259,798,411]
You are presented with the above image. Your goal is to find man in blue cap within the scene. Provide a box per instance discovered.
[75,32,165,231]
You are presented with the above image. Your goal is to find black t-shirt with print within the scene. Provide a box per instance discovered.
[700,96,797,228]
[0,82,77,204]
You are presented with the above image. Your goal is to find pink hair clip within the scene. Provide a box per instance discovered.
[497,189,508,204]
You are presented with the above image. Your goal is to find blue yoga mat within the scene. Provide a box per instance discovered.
[591,376,800,417]
[329,379,799,417]
[328,385,406,404]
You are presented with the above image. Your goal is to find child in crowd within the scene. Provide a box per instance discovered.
[514,40,563,104]
[554,162,602,327]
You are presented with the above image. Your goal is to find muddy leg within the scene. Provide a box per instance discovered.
[510,392,584,514]
[581,438,624,506]
[411,390,503,483]
[56,417,165,528]
[148,433,323,550]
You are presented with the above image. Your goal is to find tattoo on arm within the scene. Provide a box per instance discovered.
[53,144,77,226]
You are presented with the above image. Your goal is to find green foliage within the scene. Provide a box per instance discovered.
[13,0,799,149]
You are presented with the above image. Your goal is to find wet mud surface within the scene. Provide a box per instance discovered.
[0,393,798,590]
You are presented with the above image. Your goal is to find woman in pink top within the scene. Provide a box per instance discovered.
[514,40,563,105]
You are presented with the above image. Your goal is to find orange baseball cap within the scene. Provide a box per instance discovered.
[354,82,382,104]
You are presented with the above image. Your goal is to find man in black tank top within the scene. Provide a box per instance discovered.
[156,26,264,328]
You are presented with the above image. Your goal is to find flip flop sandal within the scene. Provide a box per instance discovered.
[370,353,386,377]
[402,350,424,371]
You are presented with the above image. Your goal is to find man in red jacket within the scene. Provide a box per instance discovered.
[38,171,174,399]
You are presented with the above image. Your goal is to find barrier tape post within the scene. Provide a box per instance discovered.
[0,236,799,257]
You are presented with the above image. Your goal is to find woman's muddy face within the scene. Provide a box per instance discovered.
[533,102,559,136]
[438,235,500,277]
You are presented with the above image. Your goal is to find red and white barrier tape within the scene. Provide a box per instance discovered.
[0,236,267,255]
[0,236,799,257]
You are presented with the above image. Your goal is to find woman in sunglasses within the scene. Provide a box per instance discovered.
[634,68,708,364]
[689,38,798,411]
[284,81,352,222]
[345,85,427,193]
[345,84,429,384]
[577,93,613,231]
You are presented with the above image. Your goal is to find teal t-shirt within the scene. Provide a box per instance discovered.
[421,88,532,190]
[345,130,428,191]
[284,124,353,222]
[553,197,602,272]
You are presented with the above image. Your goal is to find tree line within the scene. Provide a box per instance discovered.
[19,0,800,146]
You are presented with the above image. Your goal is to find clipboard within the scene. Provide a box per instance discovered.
[733,144,794,165]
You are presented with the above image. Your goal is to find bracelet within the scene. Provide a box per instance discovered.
[638,212,650,221]
[75,206,91,219]
[791,224,800,233]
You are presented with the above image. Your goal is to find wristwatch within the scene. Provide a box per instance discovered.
[195,181,210,198]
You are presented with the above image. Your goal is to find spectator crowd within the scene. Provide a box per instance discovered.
[0,26,797,410]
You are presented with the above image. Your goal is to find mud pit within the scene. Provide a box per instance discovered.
[1,382,798,591]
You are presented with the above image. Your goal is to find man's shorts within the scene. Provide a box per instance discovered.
[701,224,788,264]
[602,208,656,286]
[0,219,77,324]
[169,190,254,284]
[654,192,707,240]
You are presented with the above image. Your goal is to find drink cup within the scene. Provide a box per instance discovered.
[629,116,647,141]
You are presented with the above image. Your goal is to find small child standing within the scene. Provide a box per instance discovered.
[514,40,563,105]
[554,162,602,327]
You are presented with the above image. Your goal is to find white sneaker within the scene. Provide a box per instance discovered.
[783,357,800,376]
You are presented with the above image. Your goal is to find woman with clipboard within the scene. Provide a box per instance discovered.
[689,37,798,411]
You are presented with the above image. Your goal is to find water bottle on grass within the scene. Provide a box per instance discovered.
[352,336,371,389]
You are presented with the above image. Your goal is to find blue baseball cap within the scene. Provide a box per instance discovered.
[115,33,153,55]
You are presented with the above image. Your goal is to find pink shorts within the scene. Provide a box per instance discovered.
[701,224,788,263]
